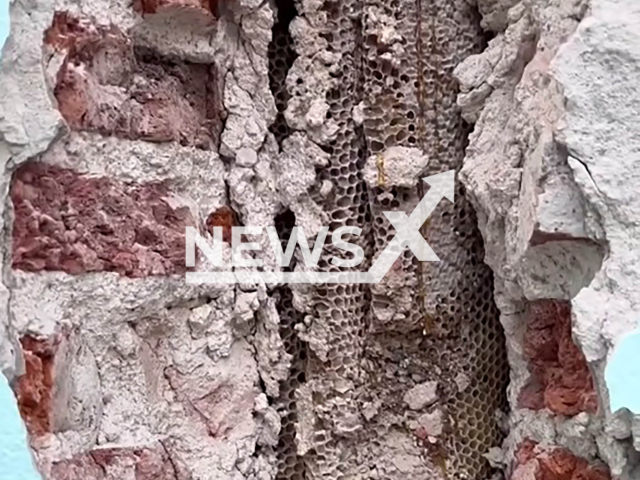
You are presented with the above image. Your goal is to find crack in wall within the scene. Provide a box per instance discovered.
[267,0,297,146]
[273,209,307,480]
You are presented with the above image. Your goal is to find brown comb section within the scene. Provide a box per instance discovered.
[45,12,224,148]
[11,162,194,277]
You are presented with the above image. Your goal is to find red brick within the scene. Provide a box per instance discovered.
[15,335,61,436]
[518,300,597,416]
[511,441,610,480]
[206,206,239,244]
[44,12,224,148]
[11,162,195,277]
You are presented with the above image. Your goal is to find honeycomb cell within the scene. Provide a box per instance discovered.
[274,211,306,480]
[275,0,509,478]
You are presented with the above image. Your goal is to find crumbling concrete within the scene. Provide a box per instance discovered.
[456,0,640,477]
[1,0,640,478]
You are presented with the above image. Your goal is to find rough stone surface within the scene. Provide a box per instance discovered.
[457,0,640,477]
[46,12,225,149]
[1,0,640,478]
[12,162,195,277]
[9,272,273,479]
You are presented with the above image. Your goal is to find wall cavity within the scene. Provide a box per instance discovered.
[285,0,510,478]
[267,0,297,146]
[3,0,639,478]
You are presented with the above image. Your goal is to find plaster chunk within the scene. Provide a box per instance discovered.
[219,2,276,156]
[274,132,329,235]
[403,381,438,411]
[455,373,470,393]
[364,147,430,189]
[414,409,444,438]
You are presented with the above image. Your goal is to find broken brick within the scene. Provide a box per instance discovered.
[206,206,239,244]
[44,12,224,148]
[15,335,61,437]
[511,441,610,480]
[537,449,610,480]
[518,300,597,416]
[11,162,195,277]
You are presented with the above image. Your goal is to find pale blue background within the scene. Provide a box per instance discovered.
[605,329,640,414]
[0,374,43,479]
[0,6,41,478]
[0,0,8,51]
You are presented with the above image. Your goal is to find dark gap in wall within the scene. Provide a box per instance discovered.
[439,3,510,477]
[274,209,307,480]
[267,0,298,146]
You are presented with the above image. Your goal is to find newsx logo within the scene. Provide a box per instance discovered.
[185,170,454,284]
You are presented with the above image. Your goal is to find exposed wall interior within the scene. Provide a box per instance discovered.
[0,0,639,479]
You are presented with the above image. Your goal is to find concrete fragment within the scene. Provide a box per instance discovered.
[414,409,444,438]
[403,381,438,411]
[363,147,430,189]
[454,372,470,393]
[236,148,259,168]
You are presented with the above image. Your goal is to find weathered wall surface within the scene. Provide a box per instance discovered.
[1,0,639,478]
[456,0,640,478]
[0,0,287,478]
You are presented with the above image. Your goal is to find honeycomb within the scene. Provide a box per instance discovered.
[275,285,307,480]
[361,0,509,477]
[270,0,509,478]
[267,0,371,475]
[274,211,306,480]
[267,0,312,472]
[292,0,373,478]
